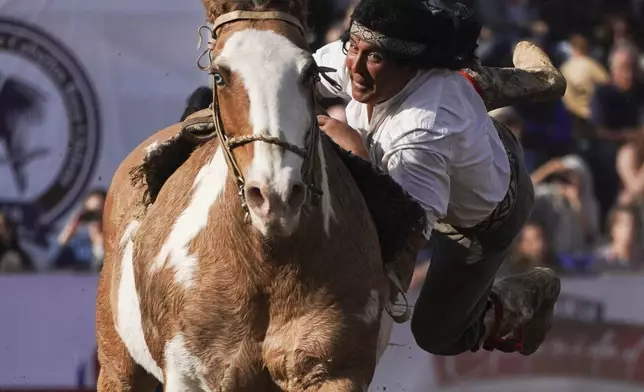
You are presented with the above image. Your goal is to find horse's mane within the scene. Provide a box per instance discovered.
[202,0,308,25]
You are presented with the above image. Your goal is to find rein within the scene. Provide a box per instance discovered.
[183,10,337,220]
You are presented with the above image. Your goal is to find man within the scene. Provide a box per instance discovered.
[589,44,644,220]
[560,34,609,143]
[590,45,643,143]
[312,0,562,356]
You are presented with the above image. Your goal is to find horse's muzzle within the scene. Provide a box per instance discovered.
[244,180,306,236]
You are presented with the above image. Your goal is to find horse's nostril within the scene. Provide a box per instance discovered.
[245,185,265,208]
[288,183,306,208]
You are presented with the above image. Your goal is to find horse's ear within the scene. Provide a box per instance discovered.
[201,0,218,23]
[201,0,236,23]
[201,0,309,25]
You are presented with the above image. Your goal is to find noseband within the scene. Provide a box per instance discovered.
[182,10,337,220]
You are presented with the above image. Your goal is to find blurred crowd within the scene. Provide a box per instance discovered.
[3,0,644,276]
[0,189,106,273]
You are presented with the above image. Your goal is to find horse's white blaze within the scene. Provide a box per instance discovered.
[165,334,212,392]
[152,147,228,287]
[217,29,310,203]
[115,221,164,382]
[358,289,380,324]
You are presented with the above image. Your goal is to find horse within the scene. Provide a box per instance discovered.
[96,1,426,391]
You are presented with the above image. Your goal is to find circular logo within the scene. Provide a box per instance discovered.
[0,18,101,246]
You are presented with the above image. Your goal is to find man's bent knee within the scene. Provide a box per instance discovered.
[411,313,483,355]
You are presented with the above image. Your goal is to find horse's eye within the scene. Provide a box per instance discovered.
[213,72,225,86]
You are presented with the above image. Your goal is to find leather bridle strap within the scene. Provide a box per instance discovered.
[212,10,305,36]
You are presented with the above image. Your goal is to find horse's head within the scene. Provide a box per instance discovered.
[199,1,325,237]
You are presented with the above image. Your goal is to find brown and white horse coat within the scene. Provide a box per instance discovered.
[96,2,420,391]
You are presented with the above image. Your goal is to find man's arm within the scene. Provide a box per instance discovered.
[317,115,370,159]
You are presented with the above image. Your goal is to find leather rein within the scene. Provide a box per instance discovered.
[182,10,339,219]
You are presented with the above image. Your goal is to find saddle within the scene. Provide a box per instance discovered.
[130,107,427,321]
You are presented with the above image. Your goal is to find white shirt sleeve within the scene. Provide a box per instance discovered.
[312,40,351,100]
[386,136,453,239]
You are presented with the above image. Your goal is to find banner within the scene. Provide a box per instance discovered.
[433,320,644,386]
[0,0,210,268]
[0,275,99,388]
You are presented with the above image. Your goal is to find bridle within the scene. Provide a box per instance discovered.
[182,11,413,325]
[182,10,339,220]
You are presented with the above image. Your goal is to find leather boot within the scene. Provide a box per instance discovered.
[462,41,568,112]
[479,267,561,355]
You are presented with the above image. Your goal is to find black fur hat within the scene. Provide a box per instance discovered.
[343,0,481,70]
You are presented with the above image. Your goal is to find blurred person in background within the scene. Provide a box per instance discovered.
[560,34,610,149]
[615,125,644,246]
[53,189,106,272]
[594,204,643,272]
[530,155,600,265]
[608,15,639,54]
[307,0,347,51]
[617,117,644,206]
[474,0,547,67]
[489,106,549,172]
[591,44,644,143]
[0,211,33,273]
[502,221,559,275]
[588,44,644,221]
[324,0,358,45]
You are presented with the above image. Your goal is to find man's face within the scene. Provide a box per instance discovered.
[345,35,417,105]
[611,50,635,91]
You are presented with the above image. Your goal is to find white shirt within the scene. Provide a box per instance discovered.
[313,41,511,237]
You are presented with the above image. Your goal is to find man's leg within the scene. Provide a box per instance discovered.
[410,230,507,355]
[463,41,567,112]
[410,122,560,356]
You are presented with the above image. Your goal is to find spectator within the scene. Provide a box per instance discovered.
[475,0,546,66]
[53,189,106,272]
[616,127,644,206]
[504,221,559,275]
[324,0,356,45]
[594,204,642,271]
[587,44,644,221]
[0,211,33,273]
[609,15,638,52]
[591,44,644,143]
[560,34,610,145]
[530,155,601,258]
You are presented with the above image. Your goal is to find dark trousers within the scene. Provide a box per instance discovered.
[411,121,535,355]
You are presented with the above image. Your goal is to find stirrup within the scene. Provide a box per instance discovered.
[384,265,411,323]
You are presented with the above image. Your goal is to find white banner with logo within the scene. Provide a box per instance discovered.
[0,0,210,268]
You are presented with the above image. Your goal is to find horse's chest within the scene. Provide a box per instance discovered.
[262,296,381,388]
